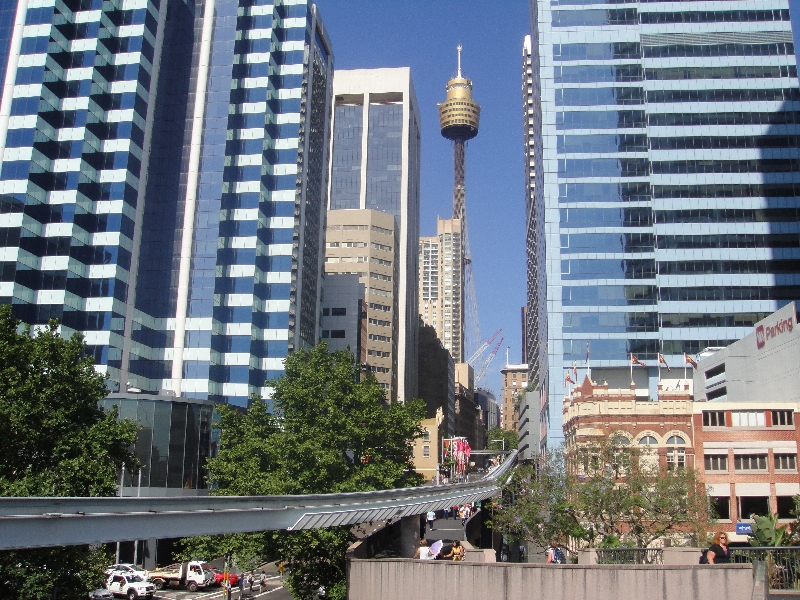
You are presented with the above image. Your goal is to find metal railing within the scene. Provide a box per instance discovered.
[730,547,800,590]
[596,548,664,565]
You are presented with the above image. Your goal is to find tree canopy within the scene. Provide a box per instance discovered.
[485,427,519,451]
[0,306,137,599]
[492,442,712,550]
[182,343,425,600]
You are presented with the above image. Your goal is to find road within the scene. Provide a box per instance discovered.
[152,574,292,600]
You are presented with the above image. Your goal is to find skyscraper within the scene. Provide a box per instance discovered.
[525,0,800,454]
[0,0,334,406]
[326,68,421,403]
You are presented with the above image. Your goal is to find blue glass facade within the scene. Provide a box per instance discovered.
[525,0,800,453]
[0,0,333,407]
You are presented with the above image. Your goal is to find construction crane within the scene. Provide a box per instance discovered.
[466,329,502,367]
[475,337,503,385]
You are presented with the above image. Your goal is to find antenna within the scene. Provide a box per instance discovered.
[457,44,462,77]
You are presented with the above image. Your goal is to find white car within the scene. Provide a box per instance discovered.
[106,573,155,599]
[105,564,149,580]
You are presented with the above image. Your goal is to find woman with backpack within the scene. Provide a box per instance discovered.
[547,540,566,564]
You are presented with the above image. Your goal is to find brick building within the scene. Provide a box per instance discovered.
[500,363,528,432]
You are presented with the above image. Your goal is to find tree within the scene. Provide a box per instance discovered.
[492,442,712,551]
[485,427,518,451]
[0,306,138,599]
[182,343,425,600]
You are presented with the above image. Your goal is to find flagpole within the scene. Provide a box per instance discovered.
[630,354,633,384]
[683,353,687,382]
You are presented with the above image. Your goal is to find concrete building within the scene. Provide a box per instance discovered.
[418,321,455,437]
[475,387,500,431]
[324,210,398,399]
[0,0,334,406]
[327,68,421,404]
[454,362,481,450]
[411,416,441,482]
[501,363,528,432]
[320,273,365,361]
[419,218,463,361]
[524,0,800,454]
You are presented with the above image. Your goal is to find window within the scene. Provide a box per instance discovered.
[705,363,725,379]
[666,436,686,469]
[732,411,765,427]
[321,330,329,338]
[777,497,796,519]
[734,454,768,471]
[774,454,797,471]
[422,429,430,441]
[703,411,726,427]
[330,330,346,339]
[612,434,630,446]
[704,455,728,471]
[638,435,658,445]
[707,386,727,401]
[772,410,794,426]
[322,308,330,316]
[423,445,430,457]
[739,496,770,518]
[331,307,346,316]
[711,497,730,520]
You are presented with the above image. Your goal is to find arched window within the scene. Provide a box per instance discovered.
[612,435,630,446]
[638,435,658,445]
[667,435,686,469]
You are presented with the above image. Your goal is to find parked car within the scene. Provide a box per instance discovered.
[106,573,155,599]
[88,590,114,600]
[105,564,149,580]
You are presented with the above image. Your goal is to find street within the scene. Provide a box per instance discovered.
[151,574,292,600]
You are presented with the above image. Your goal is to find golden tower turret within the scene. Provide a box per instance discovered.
[438,45,481,141]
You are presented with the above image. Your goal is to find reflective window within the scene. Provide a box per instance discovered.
[558,158,650,178]
[561,232,654,253]
[330,103,363,210]
[558,134,648,154]
[559,182,651,203]
[647,87,799,104]
[563,312,658,333]
[561,285,657,306]
[651,135,799,151]
[555,64,642,83]
[640,9,790,24]
[561,258,655,279]
[560,207,652,227]
[644,42,794,58]
[556,87,644,106]
[646,64,796,80]
[554,42,641,61]
[653,159,800,175]
[638,436,658,445]
[552,8,638,27]
[365,103,403,218]
[649,111,800,127]
[557,110,646,130]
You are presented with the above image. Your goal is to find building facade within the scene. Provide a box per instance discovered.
[320,273,365,359]
[418,321,455,436]
[454,362,481,450]
[326,68,421,403]
[525,0,800,452]
[475,387,499,431]
[324,209,398,398]
[0,0,334,406]
[500,363,528,432]
[419,217,463,361]
[411,416,441,482]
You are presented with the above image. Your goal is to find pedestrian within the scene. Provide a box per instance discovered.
[519,544,526,562]
[707,532,731,564]
[249,571,254,593]
[452,505,459,519]
[443,540,464,561]
[427,509,436,531]
[547,540,566,564]
[238,571,245,596]
[413,539,433,560]
[225,577,232,600]
[260,571,266,590]
[460,504,469,526]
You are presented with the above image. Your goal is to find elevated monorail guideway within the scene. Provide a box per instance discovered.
[0,451,517,550]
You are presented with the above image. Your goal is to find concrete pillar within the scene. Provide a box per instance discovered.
[400,515,420,558]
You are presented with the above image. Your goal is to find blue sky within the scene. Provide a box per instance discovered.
[314,0,800,400]
[315,0,532,398]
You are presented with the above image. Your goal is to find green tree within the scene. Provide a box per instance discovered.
[0,306,137,599]
[485,427,518,451]
[182,343,425,600]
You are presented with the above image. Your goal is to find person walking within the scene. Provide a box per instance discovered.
[426,509,436,531]
[259,571,266,590]
[238,571,246,597]
[707,532,731,564]
[225,578,232,600]
[248,572,254,593]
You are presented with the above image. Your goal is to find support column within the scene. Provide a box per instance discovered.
[399,515,421,558]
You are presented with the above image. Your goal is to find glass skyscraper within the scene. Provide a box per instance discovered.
[0,0,333,406]
[524,0,800,455]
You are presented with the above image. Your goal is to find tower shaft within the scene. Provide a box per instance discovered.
[453,139,466,221]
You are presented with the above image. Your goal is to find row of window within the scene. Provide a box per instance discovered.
[560,258,800,280]
[704,454,797,472]
[553,42,794,61]
[560,208,800,228]
[702,410,794,427]
[557,110,800,131]
[561,311,773,334]
[561,283,800,306]
[551,8,789,27]
[555,87,799,107]
[556,133,800,154]
[553,64,796,83]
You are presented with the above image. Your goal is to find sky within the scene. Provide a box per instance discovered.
[314,0,800,400]
[314,0,532,398]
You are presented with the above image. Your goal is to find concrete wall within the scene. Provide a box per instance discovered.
[348,560,756,600]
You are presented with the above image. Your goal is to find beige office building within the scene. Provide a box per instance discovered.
[419,218,463,362]
[501,363,528,432]
[326,67,421,403]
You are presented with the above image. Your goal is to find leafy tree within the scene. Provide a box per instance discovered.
[0,306,138,599]
[182,343,425,600]
[492,441,712,550]
[485,427,518,451]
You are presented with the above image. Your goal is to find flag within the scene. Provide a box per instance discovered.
[685,353,698,369]
[585,342,590,364]
[631,353,647,367]
[658,353,671,372]
[573,361,578,378]
[564,371,574,385]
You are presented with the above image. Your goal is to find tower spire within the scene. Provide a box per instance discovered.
[457,44,462,77]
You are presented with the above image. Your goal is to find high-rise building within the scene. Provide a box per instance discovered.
[326,67,421,403]
[418,320,455,437]
[500,363,527,432]
[524,0,800,454]
[419,217,462,360]
[0,0,334,406]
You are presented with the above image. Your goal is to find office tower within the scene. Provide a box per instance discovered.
[0,0,334,406]
[437,46,480,363]
[419,217,462,360]
[500,363,528,433]
[320,273,365,359]
[418,321,455,437]
[326,68,421,403]
[324,209,400,398]
[525,0,800,452]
